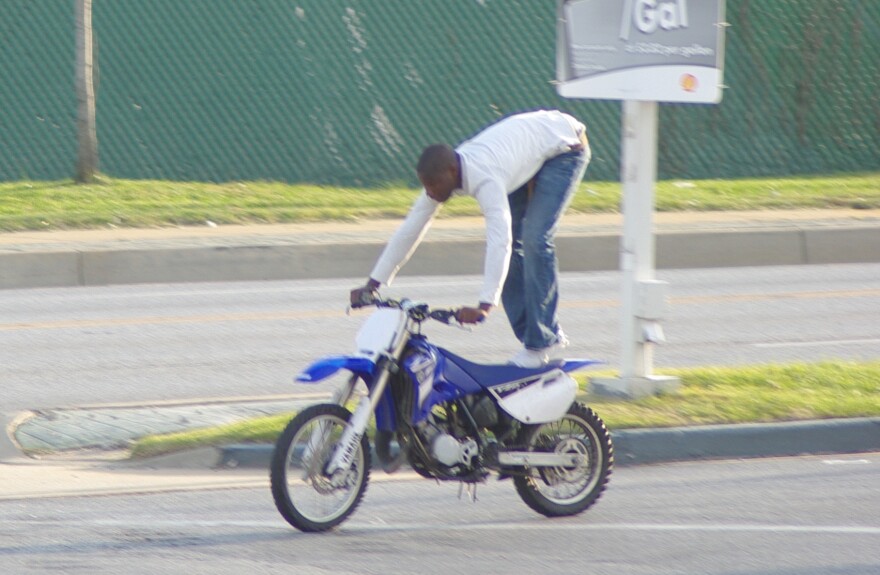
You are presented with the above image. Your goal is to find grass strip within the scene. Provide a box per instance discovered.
[129,360,880,459]
[2,173,878,232]
[130,413,295,460]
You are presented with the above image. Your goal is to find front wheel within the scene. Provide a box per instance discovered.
[513,403,613,517]
[270,403,371,532]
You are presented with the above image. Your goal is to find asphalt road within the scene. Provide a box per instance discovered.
[2,263,880,412]
[1,453,877,574]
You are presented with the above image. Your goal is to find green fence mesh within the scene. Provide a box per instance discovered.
[1,0,877,185]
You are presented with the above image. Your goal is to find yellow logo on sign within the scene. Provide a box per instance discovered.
[680,73,698,92]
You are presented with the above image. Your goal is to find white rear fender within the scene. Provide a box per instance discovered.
[490,369,577,424]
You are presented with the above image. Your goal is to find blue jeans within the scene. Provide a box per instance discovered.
[501,148,590,350]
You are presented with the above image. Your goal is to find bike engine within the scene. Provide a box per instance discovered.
[409,413,480,479]
[430,432,478,468]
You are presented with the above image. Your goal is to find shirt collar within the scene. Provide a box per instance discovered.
[455,151,469,196]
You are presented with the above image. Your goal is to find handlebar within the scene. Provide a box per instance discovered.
[351,294,460,325]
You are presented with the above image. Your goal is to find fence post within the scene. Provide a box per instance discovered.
[75,0,98,183]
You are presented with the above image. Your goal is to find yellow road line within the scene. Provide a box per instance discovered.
[0,309,346,332]
[3,288,879,332]
[561,288,880,309]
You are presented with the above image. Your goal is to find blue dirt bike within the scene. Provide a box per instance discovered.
[270,296,613,532]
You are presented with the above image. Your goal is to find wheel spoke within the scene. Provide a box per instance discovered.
[288,416,362,521]
[533,419,597,500]
[270,404,370,532]
[513,405,612,516]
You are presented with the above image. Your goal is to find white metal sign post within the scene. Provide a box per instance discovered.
[557,0,727,397]
[615,98,674,396]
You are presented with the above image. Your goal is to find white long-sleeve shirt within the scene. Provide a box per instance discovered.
[370,110,586,305]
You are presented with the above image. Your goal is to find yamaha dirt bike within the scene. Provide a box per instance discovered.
[270,296,613,532]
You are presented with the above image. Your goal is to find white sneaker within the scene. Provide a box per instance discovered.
[556,329,570,348]
[546,331,570,361]
[508,347,549,368]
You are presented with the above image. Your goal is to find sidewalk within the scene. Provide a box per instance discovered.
[2,209,880,289]
[10,395,328,453]
[0,456,268,501]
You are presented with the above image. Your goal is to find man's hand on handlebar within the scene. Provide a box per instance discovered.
[349,278,381,308]
[456,302,493,325]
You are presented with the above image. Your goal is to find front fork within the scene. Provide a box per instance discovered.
[324,337,409,476]
[330,373,359,407]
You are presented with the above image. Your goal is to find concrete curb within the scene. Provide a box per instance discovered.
[611,417,880,466]
[3,225,880,290]
[128,417,880,470]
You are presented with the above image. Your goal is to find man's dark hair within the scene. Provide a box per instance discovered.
[417,144,456,181]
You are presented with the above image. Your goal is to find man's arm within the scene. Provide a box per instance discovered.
[370,192,440,286]
[474,180,513,306]
[350,192,440,305]
[450,179,511,324]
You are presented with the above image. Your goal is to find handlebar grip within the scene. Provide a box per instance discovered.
[351,288,379,308]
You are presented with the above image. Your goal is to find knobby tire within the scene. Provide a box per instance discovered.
[270,403,371,532]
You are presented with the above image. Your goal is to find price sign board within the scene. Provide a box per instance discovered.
[557,0,726,103]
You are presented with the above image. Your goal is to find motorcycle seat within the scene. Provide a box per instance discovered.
[438,348,564,388]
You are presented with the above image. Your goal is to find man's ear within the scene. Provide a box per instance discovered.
[449,163,461,186]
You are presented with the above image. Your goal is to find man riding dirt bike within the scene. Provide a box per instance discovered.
[270,295,613,532]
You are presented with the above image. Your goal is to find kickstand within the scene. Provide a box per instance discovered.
[457,482,478,503]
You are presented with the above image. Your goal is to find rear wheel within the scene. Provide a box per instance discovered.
[270,403,370,532]
[513,403,613,517]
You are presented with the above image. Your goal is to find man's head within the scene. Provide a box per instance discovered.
[417,144,460,203]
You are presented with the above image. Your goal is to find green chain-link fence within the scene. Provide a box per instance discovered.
[1,0,877,185]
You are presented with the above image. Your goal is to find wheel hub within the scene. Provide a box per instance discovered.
[549,437,590,483]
